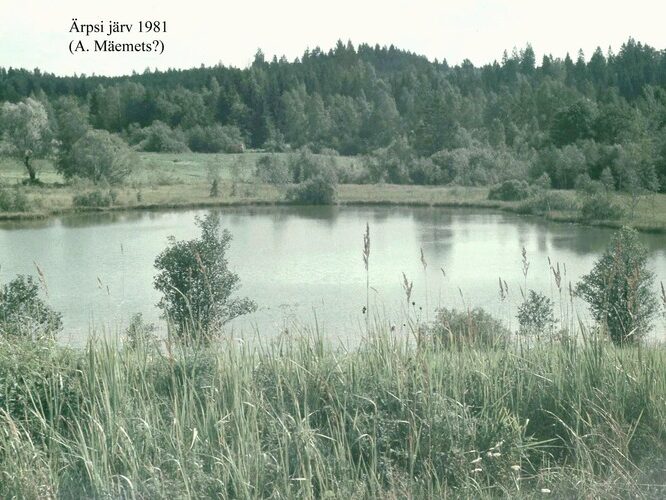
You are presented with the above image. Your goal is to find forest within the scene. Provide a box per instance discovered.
[1,38,665,194]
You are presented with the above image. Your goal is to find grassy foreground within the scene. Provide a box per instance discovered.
[1,327,665,498]
[2,152,666,232]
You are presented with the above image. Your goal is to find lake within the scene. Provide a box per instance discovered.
[1,206,665,344]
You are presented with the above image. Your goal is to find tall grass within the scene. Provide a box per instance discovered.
[1,325,665,498]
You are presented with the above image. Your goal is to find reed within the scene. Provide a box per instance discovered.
[0,323,665,499]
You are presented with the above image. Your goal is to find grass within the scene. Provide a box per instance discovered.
[1,152,666,232]
[1,325,665,498]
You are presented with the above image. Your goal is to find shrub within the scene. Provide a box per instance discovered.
[488,179,532,201]
[427,307,509,349]
[517,290,556,336]
[286,174,337,205]
[153,212,256,342]
[187,125,244,153]
[576,227,658,344]
[517,192,578,215]
[0,275,62,339]
[255,155,291,184]
[72,190,117,208]
[288,147,338,183]
[0,187,29,212]
[63,130,133,184]
[123,313,158,350]
[132,121,190,153]
[580,196,624,221]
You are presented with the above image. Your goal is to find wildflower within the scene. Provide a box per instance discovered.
[472,467,483,473]
[511,465,520,472]
[540,488,551,494]
[471,457,482,464]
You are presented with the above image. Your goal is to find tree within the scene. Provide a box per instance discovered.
[0,275,62,339]
[153,212,256,341]
[0,98,53,182]
[63,130,133,183]
[576,227,658,344]
[517,290,556,336]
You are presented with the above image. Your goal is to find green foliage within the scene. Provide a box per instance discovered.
[255,154,290,184]
[286,173,337,205]
[576,227,658,344]
[187,124,244,153]
[72,190,117,208]
[0,275,61,339]
[0,187,29,212]
[63,130,133,184]
[131,121,190,153]
[580,196,625,221]
[153,212,256,341]
[123,313,158,350]
[488,179,532,201]
[0,327,665,497]
[427,307,510,349]
[517,290,556,336]
[0,98,53,181]
[517,191,578,215]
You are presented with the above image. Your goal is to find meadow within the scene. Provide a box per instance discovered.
[1,152,666,232]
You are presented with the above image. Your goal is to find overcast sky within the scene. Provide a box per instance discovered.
[0,0,664,76]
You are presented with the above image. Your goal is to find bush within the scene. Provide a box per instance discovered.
[153,212,256,342]
[63,130,133,184]
[0,275,62,339]
[517,192,578,215]
[72,190,117,208]
[0,187,29,212]
[288,147,338,183]
[123,313,158,350]
[187,125,244,153]
[426,307,509,349]
[488,179,532,201]
[286,174,337,205]
[576,227,658,344]
[132,121,190,153]
[255,155,291,184]
[517,291,556,336]
[580,196,624,221]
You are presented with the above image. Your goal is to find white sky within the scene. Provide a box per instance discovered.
[0,0,664,76]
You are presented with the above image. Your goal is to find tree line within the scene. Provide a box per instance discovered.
[1,38,666,191]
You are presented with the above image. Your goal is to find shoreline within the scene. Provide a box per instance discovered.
[2,189,665,234]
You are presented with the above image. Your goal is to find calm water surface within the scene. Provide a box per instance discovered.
[1,206,665,344]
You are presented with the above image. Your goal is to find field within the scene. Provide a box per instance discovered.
[1,152,666,233]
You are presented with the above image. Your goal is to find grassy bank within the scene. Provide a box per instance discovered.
[2,152,666,232]
[1,327,665,498]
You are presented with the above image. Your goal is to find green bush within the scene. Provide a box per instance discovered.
[187,124,244,153]
[72,190,117,208]
[286,174,337,205]
[255,154,291,184]
[517,192,578,215]
[580,196,624,221]
[0,275,62,339]
[153,212,256,342]
[488,179,532,201]
[0,187,29,212]
[426,307,509,349]
[517,290,556,336]
[576,227,658,344]
[132,121,190,153]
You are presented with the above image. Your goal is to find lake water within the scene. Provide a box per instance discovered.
[1,206,665,344]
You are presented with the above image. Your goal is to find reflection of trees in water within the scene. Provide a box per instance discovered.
[59,210,152,228]
[410,207,455,264]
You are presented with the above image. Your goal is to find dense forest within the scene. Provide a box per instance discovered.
[1,38,666,191]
